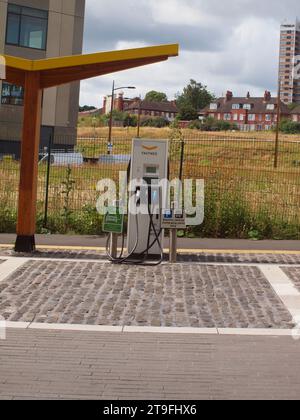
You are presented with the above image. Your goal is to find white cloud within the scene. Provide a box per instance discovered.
[79,0,300,106]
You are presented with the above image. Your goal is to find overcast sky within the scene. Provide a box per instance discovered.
[79,0,300,107]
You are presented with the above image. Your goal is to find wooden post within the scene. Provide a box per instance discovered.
[15,72,42,253]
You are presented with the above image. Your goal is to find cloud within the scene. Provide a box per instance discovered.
[80,0,300,106]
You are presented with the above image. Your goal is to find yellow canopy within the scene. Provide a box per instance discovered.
[4,44,179,88]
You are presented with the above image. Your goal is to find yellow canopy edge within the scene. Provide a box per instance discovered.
[4,44,179,72]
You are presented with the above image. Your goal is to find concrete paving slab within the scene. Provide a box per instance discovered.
[28,323,123,333]
[0,258,28,283]
[123,326,218,334]
[218,328,295,336]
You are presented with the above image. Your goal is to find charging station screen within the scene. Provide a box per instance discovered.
[146,166,157,174]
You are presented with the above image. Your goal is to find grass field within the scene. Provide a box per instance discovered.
[1,127,300,238]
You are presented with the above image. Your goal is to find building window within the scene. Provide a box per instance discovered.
[232,104,241,110]
[265,114,272,121]
[233,114,238,121]
[239,114,244,121]
[243,104,252,110]
[266,104,275,111]
[1,82,24,105]
[210,103,218,110]
[6,4,48,50]
[248,114,256,121]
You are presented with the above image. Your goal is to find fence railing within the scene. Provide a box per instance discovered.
[1,132,300,237]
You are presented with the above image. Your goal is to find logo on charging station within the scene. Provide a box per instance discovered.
[0,316,6,340]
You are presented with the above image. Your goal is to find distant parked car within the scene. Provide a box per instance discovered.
[39,151,84,166]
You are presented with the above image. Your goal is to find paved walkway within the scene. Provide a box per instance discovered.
[1,247,300,400]
[1,328,300,400]
[1,234,300,252]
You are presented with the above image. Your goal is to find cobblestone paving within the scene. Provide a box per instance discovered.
[281,267,300,293]
[0,260,294,328]
[1,247,300,265]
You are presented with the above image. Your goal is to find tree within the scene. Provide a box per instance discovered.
[176,80,215,120]
[123,113,137,127]
[177,104,199,121]
[79,105,97,112]
[144,90,168,102]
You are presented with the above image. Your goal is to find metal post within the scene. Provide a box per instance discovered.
[137,97,142,138]
[274,81,282,169]
[179,139,185,182]
[169,229,177,263]
[109,233,118,259]
[108,80,115,155]
[43,132,53,228]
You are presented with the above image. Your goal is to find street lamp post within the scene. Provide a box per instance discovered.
[137,96,142,138]
[107,81,136,154]
[92,116,97,159]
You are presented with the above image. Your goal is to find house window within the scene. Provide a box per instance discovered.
[265,115,272,121]
[232,104,240,110]
[233,114,238,121]
[239,114,244,121]
[1,82,24,105]
[243,104,252,110]
[210,103,218,110]
[248,114,256,121]
[6,4,48,50]
[224,113,231,121]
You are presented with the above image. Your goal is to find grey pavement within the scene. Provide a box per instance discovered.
[1,246,300,400]
[1,234,300,251]
[0,328,300,400]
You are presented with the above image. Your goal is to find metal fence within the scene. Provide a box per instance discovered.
[1,132,300,236]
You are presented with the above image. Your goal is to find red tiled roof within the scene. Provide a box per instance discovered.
[126,100,178,113]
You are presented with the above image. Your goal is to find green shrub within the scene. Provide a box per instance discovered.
[279,119,300,134]
[141,117,170,128]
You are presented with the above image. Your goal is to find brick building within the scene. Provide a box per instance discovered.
[101,94,178,122]
[290,105,300,122]
[102,93,135,114]
[125,99,178,122]
[201,91,291,131]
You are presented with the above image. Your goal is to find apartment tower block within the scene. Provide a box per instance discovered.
[279,20,300,104]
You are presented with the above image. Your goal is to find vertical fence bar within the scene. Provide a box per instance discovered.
[179,138,185,182]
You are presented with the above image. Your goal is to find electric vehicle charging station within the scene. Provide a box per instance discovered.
[127,139,169,259]
[105,138,186,265]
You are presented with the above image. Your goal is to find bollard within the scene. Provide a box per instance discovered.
[169,229,178,264]
[109,233,119,259]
